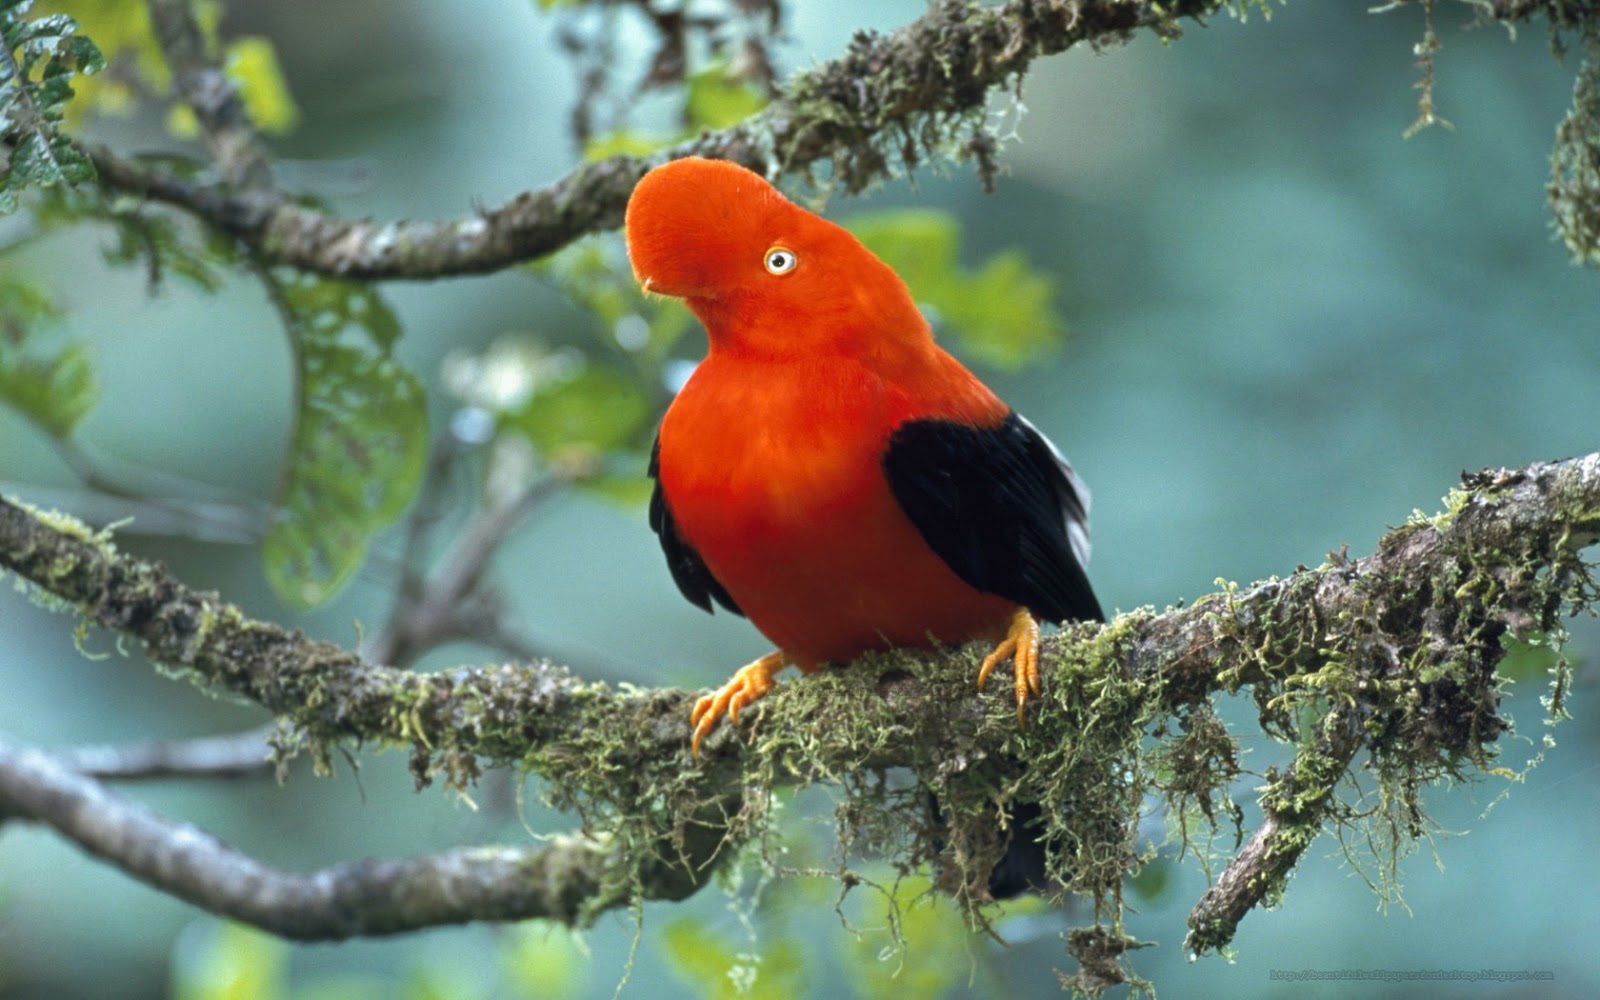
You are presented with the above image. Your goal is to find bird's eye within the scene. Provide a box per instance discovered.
[764,247,798,275]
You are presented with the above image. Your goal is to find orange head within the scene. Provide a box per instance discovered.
[624,157,927,359]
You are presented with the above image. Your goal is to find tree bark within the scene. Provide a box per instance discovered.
[1,452,1595,950]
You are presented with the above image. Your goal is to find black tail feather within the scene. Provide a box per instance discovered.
[986,797,1051,899]
[928,790,1054,900]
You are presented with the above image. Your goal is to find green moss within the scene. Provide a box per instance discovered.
[8,450,1595,992]
[478,465,1591,983]
[1551,25,1600,265]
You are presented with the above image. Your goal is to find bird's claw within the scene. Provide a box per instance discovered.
[976,609,1042,726]
[690,651,787,756]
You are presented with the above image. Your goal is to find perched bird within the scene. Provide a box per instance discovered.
[625,157,1103,894]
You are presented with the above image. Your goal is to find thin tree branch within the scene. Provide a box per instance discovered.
[0,736,734,937]
[91,0,1233,281]
[367,456,595,667]
[0,482,263,544]
[144,0,273,189]
[56,724,279,781]
[1185,704,1364,954]
[83,0,1600,282]
[93,0,1600,283]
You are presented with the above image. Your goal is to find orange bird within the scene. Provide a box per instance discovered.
[626,158,1103,866]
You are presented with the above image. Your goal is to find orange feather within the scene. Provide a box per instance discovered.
[628,158,1016,670]
[627,156,1101,798]
[628,158,1102,897]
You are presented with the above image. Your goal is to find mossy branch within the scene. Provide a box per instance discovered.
[0,736,733,937]
[1,452,1596,964]
[77,0,1600,282]
[87,0,1238,282]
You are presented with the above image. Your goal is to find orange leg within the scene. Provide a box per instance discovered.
[975,608,1043,726]
[690,651,789,756]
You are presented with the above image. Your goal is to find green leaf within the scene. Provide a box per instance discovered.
[581,128,672,162]
[685,62,768,131]
[503,362,651,459]
[849,209,1065,370]
[99,196,232,292]
[223,35,298,135]
[0,273,97,436]
[532,237,694,358]
[0,339,94,434]
[262,275,426,608]
[1,1,104,209]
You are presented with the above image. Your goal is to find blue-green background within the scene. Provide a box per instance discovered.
[2,1,1598,997]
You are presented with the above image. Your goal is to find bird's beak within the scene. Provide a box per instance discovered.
[640,275,656,296]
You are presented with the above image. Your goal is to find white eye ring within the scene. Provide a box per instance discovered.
[764,247,798,275]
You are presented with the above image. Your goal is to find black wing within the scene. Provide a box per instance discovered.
[648,435,743,617]
[882,412,1103,624]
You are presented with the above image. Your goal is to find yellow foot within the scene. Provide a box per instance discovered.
[976,608,1043,726]
[690,651,788,756]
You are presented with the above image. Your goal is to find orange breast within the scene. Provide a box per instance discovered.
[657,349,1017,670]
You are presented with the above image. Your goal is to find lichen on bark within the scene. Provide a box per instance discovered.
[2,453,1597,992]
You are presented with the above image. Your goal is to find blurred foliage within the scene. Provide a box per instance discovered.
[506,361,651,458]
[33,0,298,137]
[1126,855,1175,905]
[261,274,427,607]
[660,917,809,1000]
[0,0,105,214]
[501,924,589,1000]
[171,920,590,1000]
[492,237,694,500]
[94,185,237,292]
[838,875,970,1000]
[850,209,1065,370]
[584,60,771,161]
[0,270,96,436]
[684,61,769,131]
[169,33,298,138]
[1551,28,1600,266]
[172,922,290,1000]
[531,236,694,366]
[1496,631,1563,685]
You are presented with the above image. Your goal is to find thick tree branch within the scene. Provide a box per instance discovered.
[2,454,1597,771]
[1,452,1597,947]
[0,737,732,937]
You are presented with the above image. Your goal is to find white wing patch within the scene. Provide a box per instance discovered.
[1016,413,1092,567]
